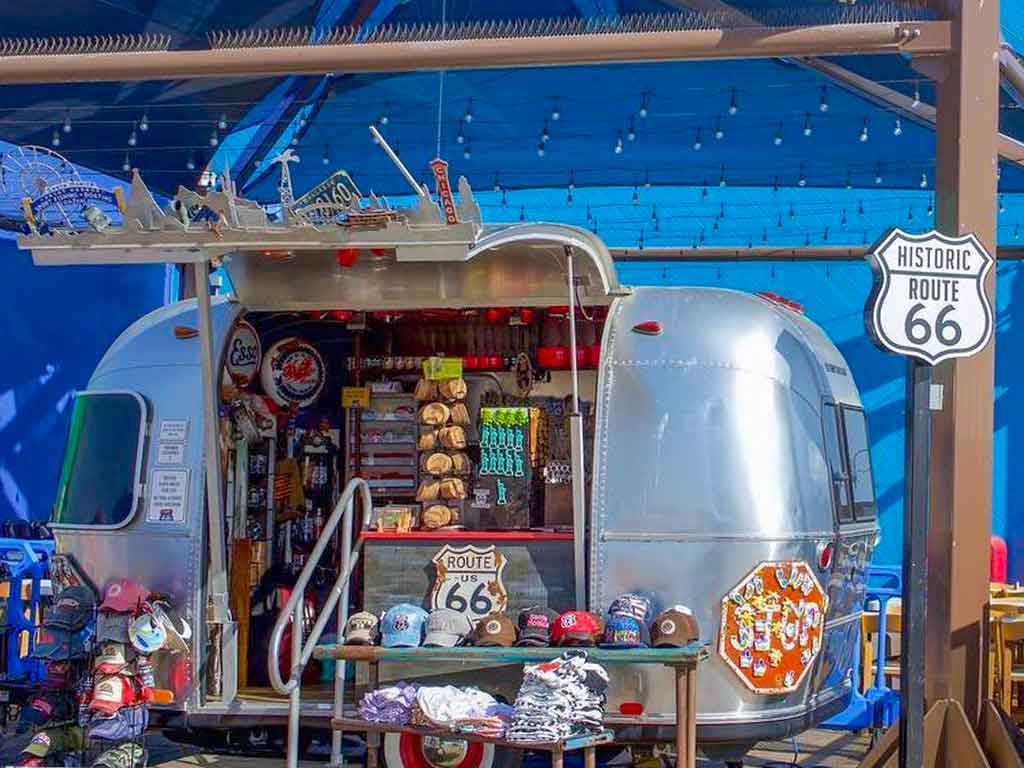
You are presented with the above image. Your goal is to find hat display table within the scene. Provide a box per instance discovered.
[313,644,708,768]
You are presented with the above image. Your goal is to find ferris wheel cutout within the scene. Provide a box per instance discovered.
[0,145,79,219]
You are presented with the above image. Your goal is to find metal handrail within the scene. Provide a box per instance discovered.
[268,476,372,768]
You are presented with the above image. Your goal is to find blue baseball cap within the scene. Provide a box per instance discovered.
[601,614,648,648]
[608,593,653,623]
[381,604,428,648]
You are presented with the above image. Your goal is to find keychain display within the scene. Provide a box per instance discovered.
[473,407,532,528]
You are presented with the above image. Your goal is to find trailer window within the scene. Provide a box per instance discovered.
[823,403,854,524]
[52,392,147,528]
[841,407,877,521]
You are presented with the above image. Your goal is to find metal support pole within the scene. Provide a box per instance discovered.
[287,598,303,768]
[331,493,356,768]
[900,359,931,768]
[565,246,587,610]
[927,0,999,726]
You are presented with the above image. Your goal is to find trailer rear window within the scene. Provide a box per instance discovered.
[52,392,147,528]
[841,407,877,521]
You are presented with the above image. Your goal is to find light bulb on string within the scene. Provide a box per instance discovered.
[139,111,149,132]
[463,144,471,160]
[747,236,753,249]
[51,128,60,148]
[823,226,829,242]
[718,165,727,187]
[186,152,196,171]
[586,204,592,221]
[893,116,903,136]
[651,203,658,222]
[700,229,706,246]
[218,112,228,131]
[874,163,883,185]
[803,112,812,137]
[862,232,868,247]
[772,176,779,193]
[798,165,806,187]
[841,209,848,227]
[614,131,624,154]
[493,173,501,192]
[551,97,560,121]
[643,168,651,188]
[908,205,914,222]
[62,111,72,134]
[501,189,507,206]
[122,153,131,173]
[322,145,330,165]
[693,128,703,151]
[639,92,649,118]
[927,197,934,216]
[567,188,573,205]
[859,117,869,143]
[789,201,795,219]
[128,123,138,147]
[379,102,390,126]
[920,172,928,188]
[464,99,474,123]
[728,87,738,116]
[627,117,636,142]
[591,218,598,234]
[701,179,708,198]
[632,185,639,204]
[773,122,783,146]
[537,143,545,158]
[457,125,466,145]
[568,170,576,192]
[912,80,921,109]
[1015,223,1020,239]
[653,218,659,233]
[519,205,525,221]
[805,234,811,247]
[639,230,645,250]
[713,218,720,231]
[211,127,220,147]
[298,115,307,129]
[845,171,852,190]
[541,120,550,144]
[858,200,864,216]
[999,194,1006,213]
[819,86,829,113]
[714,115,724,140]
[777,212,783,228]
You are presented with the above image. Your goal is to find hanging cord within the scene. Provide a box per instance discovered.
[434,0,447,158]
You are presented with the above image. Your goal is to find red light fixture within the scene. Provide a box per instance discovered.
[818,541,835,571]
[335,247,359,268]
[619,702,645,716]
[632,320,663,336]
[755,291,805,314]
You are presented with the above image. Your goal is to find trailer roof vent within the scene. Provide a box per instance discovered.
[755,291,804,314]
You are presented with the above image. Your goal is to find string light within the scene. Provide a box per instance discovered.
[568,169,576,192]
[122,153,131,173]
[463,144,471,160]
[693,127,703,151]
[519,205,525,221]
[218,112,228,131]
[762,227,768,243]
[614,131,624,154]
[493,173,501,192]
[920,172,928,189]
[819,86,829,113]
[805,234,811,247]
[551,97,561,121]
[139,111,149,132]
[714,115,724,140]
[859,117,869,143]
[643,168,651,188]
[728,87,738,116]
[322,144,330,165]
[845,170,852,190]
[907,204,914,222]
[798,165,806,187]
[912,80,921,109]
[823,226,830,241]
[858,200,865,216]
[718,165,727,187]
[651,203,658,222]
[456,125,466,144]
[537,142,545,157]
[62,111,72,134]
[586,204,591,221]
[639,92,649,118]
[999,194,1006,213]
[541,120,550,143]
[789,201,795,219]
[927,197,934,216]
[186,152,196,171]
[875,163,883,185]
[627,117,636,142]
[701,180,708,198]
[773,122,783,146]
[463,98,474,123]
[777,212,783,228]
[1015,223,1020,239]
[51,128,60,148]
[128,122,138,147]
[840,209,848,227]
[210,127,219,147]
[772,176,779,193]
[501,189,507,206]
[803,112,812,137]
[893,116,903,137]
[567,187,573,205]
[379,102,390,126]
[291,134,299,146]
[632,185,640,203]
[298,115,307,129]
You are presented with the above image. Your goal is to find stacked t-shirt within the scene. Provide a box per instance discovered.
[507,651,608,743]
[358,682,419,725]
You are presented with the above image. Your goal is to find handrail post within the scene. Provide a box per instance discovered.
[288,598,303,768]
[331,492,356,767]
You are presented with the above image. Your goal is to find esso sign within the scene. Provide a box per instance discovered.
[866,228,994,365]
[225,320,261,387]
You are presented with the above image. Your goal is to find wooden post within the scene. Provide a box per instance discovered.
[927,0,1000,727]
[674,665,696,768]
[367,660,381,768]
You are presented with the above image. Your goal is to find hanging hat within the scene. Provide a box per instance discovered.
[148,602,191,654]
[128,613,166,655]
[47,586,95,631]
[100,579,150,614]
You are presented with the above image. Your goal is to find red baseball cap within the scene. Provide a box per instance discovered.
[552,611,604,646]
[99,579,150,614]
[88,675,138,716]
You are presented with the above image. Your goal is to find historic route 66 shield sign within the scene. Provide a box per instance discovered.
[866,228,994,364]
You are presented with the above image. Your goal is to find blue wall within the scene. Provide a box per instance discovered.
[620,260,1024,580]
[0,238,165,522]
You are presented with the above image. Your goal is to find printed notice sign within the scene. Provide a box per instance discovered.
[148,469,189,524]
[158,419,189,443]
[156,442,185,466]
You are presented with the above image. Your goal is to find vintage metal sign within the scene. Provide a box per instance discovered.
[260,337,326,408]
[225,320,261,387]
[866,228,994,364]
[719,560,828,695]
[429,158,459,226]
[293,169,362,221]
[430,544,508,624]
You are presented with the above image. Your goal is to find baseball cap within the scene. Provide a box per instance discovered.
[96,612,132,644]
[99,579,150,614]
[21,726,85,757]
[381,604,428,648]
[650,606,700,648]
[42,661,73,690]
[47,586,95,631]
[33,626,87,661]
[88,675,138,716]
[94,743,147,768]
[516,607,557,647]
[94,642,131,675]
[149,602,191,654]
[128,613,166,654]
[608,593,653,623]
[601,614,648,648]
[16,692,73,733]
[88,705,149,741]
[473,613,516,647]
[552,611,604,647]
[344,612,381,645]
[423,609,473,648]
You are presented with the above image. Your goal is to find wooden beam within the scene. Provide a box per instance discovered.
[928,0,1000,734]
[0,22,951,84]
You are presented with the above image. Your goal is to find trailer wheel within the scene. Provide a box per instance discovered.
[383,732,522,768]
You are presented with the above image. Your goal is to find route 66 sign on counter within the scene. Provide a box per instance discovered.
[866,228,995,364]
[430,544,508,624]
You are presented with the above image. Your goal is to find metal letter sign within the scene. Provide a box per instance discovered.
[430,544,508,624]
[866,228,995,364]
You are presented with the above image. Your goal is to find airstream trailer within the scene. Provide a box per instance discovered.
[17,151,877,767]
